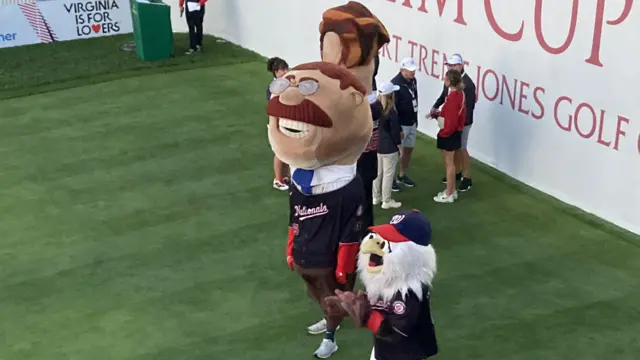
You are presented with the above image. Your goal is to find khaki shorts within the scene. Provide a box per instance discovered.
[461,125,472,149]
[401,124,417,148]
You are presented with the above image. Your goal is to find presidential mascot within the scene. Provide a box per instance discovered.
[266,2,389,358]
[326,210,439,360]
[267,60,370,359]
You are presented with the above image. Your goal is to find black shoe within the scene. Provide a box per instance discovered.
[397,175,416,187]
[441,172,462,184]
[459,177,472,192]
[392,181,401,192]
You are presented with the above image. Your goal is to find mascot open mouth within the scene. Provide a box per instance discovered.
[278,118,310,138]
[368,253,383,268]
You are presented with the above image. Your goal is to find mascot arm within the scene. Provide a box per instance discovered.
[287,226,295,258]
[335,199,365,283]
[366,295,421,342]
[286,197,296,269]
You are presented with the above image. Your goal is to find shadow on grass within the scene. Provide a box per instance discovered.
[0,33,265,100]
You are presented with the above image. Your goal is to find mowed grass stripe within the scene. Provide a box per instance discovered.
[0,65,283,283]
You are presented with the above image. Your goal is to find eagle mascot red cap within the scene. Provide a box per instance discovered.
[265,2,391,358]
[326,210,440,360]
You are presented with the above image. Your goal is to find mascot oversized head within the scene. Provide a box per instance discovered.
[267,61,372,171]
[360,210,437,303]
[320,1,390,95]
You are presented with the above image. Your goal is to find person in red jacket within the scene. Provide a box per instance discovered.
[179,0,207,54]
[428,69,466,203]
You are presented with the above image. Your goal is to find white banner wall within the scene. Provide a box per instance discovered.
[0,0,132,48]
[168,0,640,235]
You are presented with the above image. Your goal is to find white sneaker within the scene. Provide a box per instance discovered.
[307,318,340,334]
[438,190,458,200]
[381,200,402,209]
[373,198,381,206]
[273,179,288,191]
[434,191,456,203]
[314,339,339,358]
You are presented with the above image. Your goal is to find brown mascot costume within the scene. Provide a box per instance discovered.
[266,3,388,357]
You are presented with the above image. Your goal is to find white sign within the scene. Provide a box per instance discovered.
[0,0,132,48]
[166,0,639,235]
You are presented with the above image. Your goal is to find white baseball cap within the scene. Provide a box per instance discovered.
[378,82,400,95]
[400,57,418,71]
[445,54,463,65]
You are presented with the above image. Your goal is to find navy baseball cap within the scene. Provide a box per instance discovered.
[368,209,432,246]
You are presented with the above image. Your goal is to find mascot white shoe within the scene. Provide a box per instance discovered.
[326,210,439,360]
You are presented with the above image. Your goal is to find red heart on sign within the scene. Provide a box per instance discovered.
[91,24,101,33]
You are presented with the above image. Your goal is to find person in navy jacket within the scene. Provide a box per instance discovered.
[390,58,419,189]
[372,82,403,209]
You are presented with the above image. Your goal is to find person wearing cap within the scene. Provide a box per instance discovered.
[372,82,403,209]
[430,53,476,191]
[391,57,420,189]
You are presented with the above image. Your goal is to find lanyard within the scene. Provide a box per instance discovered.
[404,81,416,100]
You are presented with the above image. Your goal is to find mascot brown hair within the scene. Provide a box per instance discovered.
[320,1,390,94]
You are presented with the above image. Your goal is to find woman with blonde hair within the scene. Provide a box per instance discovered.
[372,82,403,209]
[430,69,466,203]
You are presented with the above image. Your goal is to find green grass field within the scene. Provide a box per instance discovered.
[1,34,639,360]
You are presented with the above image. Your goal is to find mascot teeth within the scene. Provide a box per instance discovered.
[279,119,309,138]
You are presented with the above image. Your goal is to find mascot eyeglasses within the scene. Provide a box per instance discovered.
[270,77,320,96]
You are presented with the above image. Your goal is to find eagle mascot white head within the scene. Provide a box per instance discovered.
[358,209,437,303]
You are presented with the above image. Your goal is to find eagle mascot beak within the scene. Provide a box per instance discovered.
[360,233,387,273]
[357,210,437,303]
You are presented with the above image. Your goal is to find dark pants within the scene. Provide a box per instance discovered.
[357,150,378,228]
[295,265,356,330]
[185,5,205,50]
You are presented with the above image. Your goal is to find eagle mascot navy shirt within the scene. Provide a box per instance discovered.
[370,285,438,360]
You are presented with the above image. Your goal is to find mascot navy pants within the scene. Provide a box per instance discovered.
[295,265,356,330]
[185,5,205,50]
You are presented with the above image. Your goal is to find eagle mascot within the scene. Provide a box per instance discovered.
[326,210,439,360]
